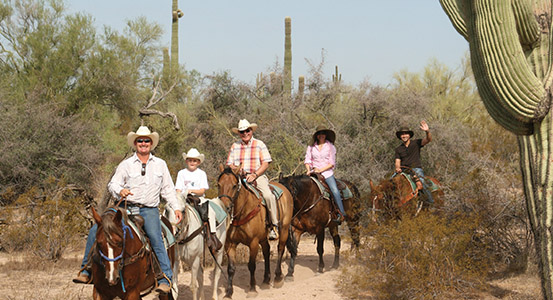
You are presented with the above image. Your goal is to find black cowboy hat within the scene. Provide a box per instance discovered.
[395,126,414,139]
[312,125,336,144]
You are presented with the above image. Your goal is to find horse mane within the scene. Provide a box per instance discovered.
[279,174,311,198]
[101,209,125,245]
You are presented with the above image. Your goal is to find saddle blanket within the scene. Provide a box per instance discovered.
[397,172,440,193]
[310,177,354,200]
[187,199,228,226]
[242,180,284,205]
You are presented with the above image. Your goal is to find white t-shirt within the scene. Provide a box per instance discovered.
[174,168,209,197]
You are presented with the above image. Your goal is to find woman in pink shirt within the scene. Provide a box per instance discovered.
[304,125,346,222]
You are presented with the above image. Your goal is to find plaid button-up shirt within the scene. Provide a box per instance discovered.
[226,137,272,174]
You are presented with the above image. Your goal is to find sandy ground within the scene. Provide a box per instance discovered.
[0,235,347,300]
[0,234,543,300]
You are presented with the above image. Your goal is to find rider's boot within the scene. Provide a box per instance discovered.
[205,222,222,252]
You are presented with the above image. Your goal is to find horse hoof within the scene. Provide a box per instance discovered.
[260,282,270,290]
[273,279,284,288]
[284,275,294,282]
[246,291,258,298]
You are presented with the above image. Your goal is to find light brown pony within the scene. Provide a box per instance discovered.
[90,206,177,300]
[278,174,361,274]
[217,165,294,298]
[369,173,444,222]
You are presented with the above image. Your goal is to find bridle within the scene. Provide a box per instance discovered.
[96,207,148,292]
[217,170,242,213]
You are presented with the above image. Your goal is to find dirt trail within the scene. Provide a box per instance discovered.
[0,237,347,300]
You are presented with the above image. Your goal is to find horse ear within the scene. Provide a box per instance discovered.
[219,163,225,172]
[369,180,374,190]
[114,209,123,224]
[91,206,102,224]
[279,173,283,181]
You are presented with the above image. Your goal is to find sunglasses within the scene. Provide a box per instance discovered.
[141,163,146,176]
[136,138,151,144]
[239,128,252,134]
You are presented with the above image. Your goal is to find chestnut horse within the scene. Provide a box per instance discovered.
[90,206,177,300]
[217,165,294,298]
[369,172,444,222]
[278,174,361,274]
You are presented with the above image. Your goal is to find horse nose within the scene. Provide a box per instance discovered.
[108,277,119,286]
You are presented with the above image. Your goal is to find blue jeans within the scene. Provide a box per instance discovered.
[325,175,346,217]
[80,207,172,285]
[412,168,433,204]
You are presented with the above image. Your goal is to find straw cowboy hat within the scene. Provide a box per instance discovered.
[312,125,336,144]
[127,125,160,150]
[231,119,258,134]
[182,148,205,164]
[395,126,414,139]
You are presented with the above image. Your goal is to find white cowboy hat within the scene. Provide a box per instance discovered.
[231,119,258,134]
[182,148,205,164]
[127,126,160,150]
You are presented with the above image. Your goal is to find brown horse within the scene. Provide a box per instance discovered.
[369,172,444,222]
[278,174,361,274]
[90,206,177,300]
[217,165,294,298]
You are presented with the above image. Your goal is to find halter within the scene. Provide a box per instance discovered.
[217,169,242,210]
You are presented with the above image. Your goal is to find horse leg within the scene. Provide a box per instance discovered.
[190,254,203,300]
[329,224,341,269]
[224,243,237,299]
[316,230,325,273]
[286,228,302,279]
[246,241,261,296]
[212,248,224,300]
[260,238,271,288]
[273,225,289,287]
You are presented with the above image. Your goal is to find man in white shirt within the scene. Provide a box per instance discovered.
[73,126,183,295]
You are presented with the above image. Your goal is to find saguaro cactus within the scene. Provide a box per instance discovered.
[440,0,553,298]
[171,0,183,72]
[284,16,292,97]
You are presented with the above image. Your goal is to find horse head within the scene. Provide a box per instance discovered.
[370,179,402,220]
[217,164,242,208]
[91,206,133,286]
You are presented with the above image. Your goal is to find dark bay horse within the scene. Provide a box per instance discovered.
[90,206,177,300]
[217,165,294,298]
[278,174,361,274]
[369,172,444,222]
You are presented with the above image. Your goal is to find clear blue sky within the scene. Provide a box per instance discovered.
[67,0,468,86]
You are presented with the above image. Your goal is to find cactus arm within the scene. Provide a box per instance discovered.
[439,0,468,40]
[467,0,547,135]
[512,0,541,49]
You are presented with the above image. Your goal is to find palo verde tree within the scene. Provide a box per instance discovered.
[440,1,553,298]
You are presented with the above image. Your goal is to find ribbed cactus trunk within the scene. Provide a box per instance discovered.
[440,1,553,298]
[284,16,292,97]
[171,0,183,73]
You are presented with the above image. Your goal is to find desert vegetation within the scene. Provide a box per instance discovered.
[0,0,536,299]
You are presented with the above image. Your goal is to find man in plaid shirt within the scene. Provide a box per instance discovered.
[226,119,279,240]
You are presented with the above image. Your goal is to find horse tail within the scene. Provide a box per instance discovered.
[285,225,297,258]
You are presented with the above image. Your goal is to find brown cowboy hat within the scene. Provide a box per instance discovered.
[395,126,414,139]
[312,125,336,144]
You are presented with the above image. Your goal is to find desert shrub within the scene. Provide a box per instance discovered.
[0,177,91,260]
[340,213,489,299]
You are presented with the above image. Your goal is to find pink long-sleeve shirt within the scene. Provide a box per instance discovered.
[304,141,336,179]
